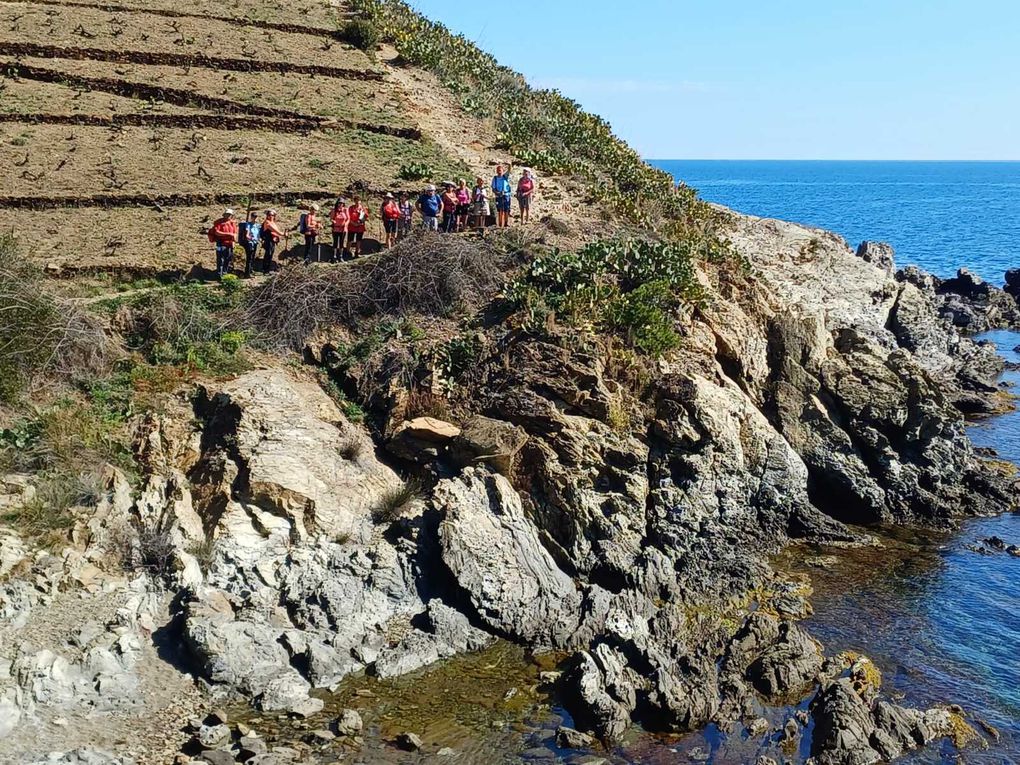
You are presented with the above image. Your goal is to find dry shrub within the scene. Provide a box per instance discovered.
[403,389,452,421]
[243,232,507,349]
[0,235,115,402]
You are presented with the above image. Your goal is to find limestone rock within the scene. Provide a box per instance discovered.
[449,415,528,475]
[436,468,582,647]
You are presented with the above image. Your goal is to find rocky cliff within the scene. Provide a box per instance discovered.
[2,207,1014,765]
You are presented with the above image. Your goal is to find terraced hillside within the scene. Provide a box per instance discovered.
[0,0,624,276]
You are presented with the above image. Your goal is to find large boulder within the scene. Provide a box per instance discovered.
[190,371,401,542]
[436,468,583,647]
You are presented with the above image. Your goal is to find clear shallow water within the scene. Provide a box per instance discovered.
[649,160,1020,281]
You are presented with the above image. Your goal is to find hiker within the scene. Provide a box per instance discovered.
[471,177,489,230]
[330,198,350,262]
[260,209,284,273]
[381,192,401,248]
[398,192,414,239]
[417,184,442,231]
[455,179,471,232]
[239,211,261,277]
[491,164,513,228]
[207,208,238,278]
[517,168,535,225]
[347,196,368,257]
[296,203,322,263]
[441,182,459,233]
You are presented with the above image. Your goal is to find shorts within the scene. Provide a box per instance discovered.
[383,219,398,234]
[347,230,365,242]
[422,216,439,231]
[517,195,531,210]
[473,201,489,217]
[456,203,470,216]
[495,195,511,213]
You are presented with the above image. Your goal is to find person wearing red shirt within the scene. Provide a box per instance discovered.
[440,182,459,233]
[380,193,401,249]
[347,196,368,258]
[330,198,350,262]
[517,168,536,225]
[208,208,238,278]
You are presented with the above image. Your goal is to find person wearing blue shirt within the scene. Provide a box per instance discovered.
[239,211,262,277]
[417,184,442,231]
[491,163,513,228]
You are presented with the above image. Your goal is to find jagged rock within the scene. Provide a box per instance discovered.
[198,751,234,765]
[449,415,529,475]
[1005,268,1020,300]
[556,725,595,749]
[560,643,638,741]
[436,468,582,647]
[855,241,895,277]
[191,370,401,542]
[196,723,231,748]
[746,620,822,699]
[26,751,135,765]
[387,417,461,463]
[333,709,363,736]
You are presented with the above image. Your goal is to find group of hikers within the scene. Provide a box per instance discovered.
[207,165,536,277]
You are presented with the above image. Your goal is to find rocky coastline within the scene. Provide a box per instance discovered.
[1,212,1018,765]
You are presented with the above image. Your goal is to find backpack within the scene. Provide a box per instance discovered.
[297,213,308,234]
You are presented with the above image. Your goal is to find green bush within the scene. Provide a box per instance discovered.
[505,239,704,355]
[398,161,433,181]
[340,18,381,53]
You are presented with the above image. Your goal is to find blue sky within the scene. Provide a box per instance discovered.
[406,0,1020,160]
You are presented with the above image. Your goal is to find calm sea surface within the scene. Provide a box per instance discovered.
[650,160,1020,282]
[651,160,1020,762]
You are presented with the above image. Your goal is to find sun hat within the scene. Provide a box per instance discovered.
[426,183,436,191]
[267,209,277,216]
[384,192,394,198]
[311,203,320,211]
[443,181,454,188]
[224,208,234,216]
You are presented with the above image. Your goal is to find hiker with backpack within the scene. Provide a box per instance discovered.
[381,193,402,248]
[295,203,322,263]
[491,164,513,228]
[260,209,284,273]
[330,198,350,262]
[208,208,238,278]
[239,211,261,277]
[347,196,368,257]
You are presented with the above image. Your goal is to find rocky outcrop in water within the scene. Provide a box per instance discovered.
[1,214,1012,764]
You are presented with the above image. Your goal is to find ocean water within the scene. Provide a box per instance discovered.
[652,160,1020,762]
[649,160,1020,282]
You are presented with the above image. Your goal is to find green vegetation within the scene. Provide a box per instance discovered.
[340,18,381,54]
[349,0,708,229]
[506,239,711,355]
[399,161,434,181]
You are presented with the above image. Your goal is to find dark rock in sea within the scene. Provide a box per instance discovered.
[940,268,991,299]
[1005,268,1020,299]
[983,536,1008,551]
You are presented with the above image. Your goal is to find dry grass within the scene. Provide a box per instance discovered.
[0,236,116,402]
[371,476,422,524]
[243,232,508,349]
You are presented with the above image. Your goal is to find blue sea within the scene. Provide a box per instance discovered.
[649,160,1020,763]
[649,160,1020,282]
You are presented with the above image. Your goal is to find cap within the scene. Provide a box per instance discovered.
[224,208,235,216]
[266,209,277,216]
[443,181,454,188]
[311,203,320,211]
[384,192,394,198]
[426,184,436,191]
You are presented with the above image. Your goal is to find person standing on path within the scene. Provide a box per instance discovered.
[330,198,350,262]
[516,168,535,225]
[417,184,442,231]
[441,182,459,233]
[471,177,489,231]
[455,179,471,232]
[491,164,513,228]
[295,204,322,263]
[398,192,414,239]
[239,211,261,277]
[208,208,238,279]
[381,193,401,248]
[260,209,283,273]
[347,196,368,257]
